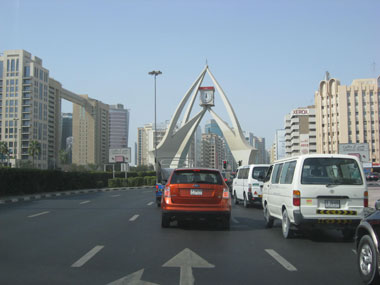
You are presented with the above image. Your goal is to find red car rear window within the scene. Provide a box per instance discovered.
[171,170,223,185]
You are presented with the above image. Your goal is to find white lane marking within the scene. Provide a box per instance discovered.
[56,193,61,196]
[80,200,91,205]
[71,245,104,267]
[111,195,121,197]
[129,214,139,222]
[11,198,18,202]
[265,249,297,271]
[28,211,50,218]
[352,249,357,254]
[147,202,154,206]
[231,217,239,224]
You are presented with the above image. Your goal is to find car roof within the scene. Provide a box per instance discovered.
[174,167,221,172]
[273,154,362,164]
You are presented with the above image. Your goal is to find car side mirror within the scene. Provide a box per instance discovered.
[375,200,380,211]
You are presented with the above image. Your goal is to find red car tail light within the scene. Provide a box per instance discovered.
[223,188,229,199]
[364,191,368,207]
[164,186,171,198]
[293,190,301,206]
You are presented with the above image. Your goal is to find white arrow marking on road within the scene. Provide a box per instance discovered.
[106,269,159,285]
[162,248,215,285]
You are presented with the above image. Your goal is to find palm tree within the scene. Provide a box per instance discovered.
[28,140,41,168]
[0,142,9,166]
[59,149,68,165]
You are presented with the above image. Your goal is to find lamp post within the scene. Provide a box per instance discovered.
[148,70,162,184]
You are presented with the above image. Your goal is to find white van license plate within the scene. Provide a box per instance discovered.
[325,200,340,208]
[190,189,203,195]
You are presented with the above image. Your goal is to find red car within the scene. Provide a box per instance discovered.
[161,168,231,229]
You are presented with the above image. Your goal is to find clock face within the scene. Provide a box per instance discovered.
[202,91,213,103]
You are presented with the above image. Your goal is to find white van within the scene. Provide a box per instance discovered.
[262,154,367,239]
[233,164,270,207]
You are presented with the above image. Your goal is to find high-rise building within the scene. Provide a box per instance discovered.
[61,113,72,150]
[0,50,52,168]
[274,129,286,161]
[137,122,167,166]
[315,75,380,163]
[284,106,317,157]
[72,95,109,166]
[109,104,129,149]
[200,133,225,170]
[245,131,267,164]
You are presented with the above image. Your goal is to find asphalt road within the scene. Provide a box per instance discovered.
[0,188,362,285]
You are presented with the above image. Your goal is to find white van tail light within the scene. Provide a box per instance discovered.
[223,188,230,199]
[248,184,252,193]
[164,186,171,198]
[364,191,368,207]
[293,190,301,206]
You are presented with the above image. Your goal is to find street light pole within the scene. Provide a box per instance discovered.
[148,70,162,185]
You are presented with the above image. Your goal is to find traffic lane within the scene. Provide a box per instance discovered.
[0,188,156,285]
[78,203,360,285]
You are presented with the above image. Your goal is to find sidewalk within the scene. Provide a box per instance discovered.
[0,186,154,204]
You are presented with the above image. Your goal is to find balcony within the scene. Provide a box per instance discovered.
[22,107,31,113]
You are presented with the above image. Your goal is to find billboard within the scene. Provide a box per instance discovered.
[338,143,370,163]
[109,148,131,163]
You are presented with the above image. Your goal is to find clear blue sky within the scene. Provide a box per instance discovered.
[1,0,379,153]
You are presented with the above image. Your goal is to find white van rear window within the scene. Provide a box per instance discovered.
[301,158,363,185]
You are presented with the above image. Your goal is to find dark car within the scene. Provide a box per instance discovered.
[355,200,380,284]
[366,172,379,181]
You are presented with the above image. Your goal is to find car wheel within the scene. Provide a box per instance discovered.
[233,191,239,205]
[157,202,161,207]
[358,235,380,284]
[161,213,170,228]
[243,194,248,208]
[263,203,274,228]
[282,209,293,239]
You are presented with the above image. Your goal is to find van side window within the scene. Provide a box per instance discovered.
[280,161,297,184]
[237,169,243,179]
[264,165,273,182]
[243,168,249,179]
[271,163,283,184]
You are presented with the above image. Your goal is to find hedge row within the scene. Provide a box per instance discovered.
[0,168,156,197]
[113,171,156,178]
[108,176,156,188]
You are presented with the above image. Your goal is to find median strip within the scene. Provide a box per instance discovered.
[265,249,297,271]
[129,214,139,222]
[71,245,104,267]
[28,211,50,218]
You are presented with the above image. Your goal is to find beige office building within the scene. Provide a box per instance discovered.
[285,106,317,157]
[315,74,380,163]
[0,50,52,168]
[72,95,109,166]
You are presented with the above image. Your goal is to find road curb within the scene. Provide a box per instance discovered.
[0,186,154,205]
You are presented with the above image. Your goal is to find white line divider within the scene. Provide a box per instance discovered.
[111,194,121,197]
[71,245,104,268]
[147,202,154,206]
[80,200,91,205]
[265,249,297,271]
[352,249,357,254]
[231,217,239,224]
[28,211,50,218]
[129,214,139,222]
